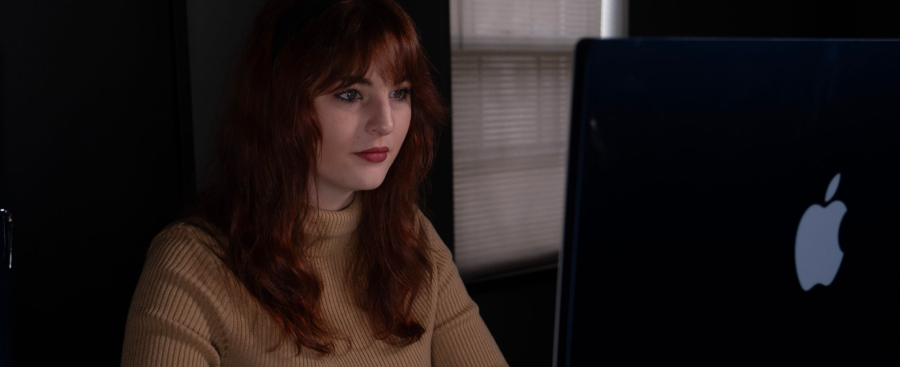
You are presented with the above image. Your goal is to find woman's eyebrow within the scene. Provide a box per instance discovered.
[345,77,410,87]
[336,76,371,87]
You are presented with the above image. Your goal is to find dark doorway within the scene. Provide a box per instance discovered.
[1,1,192,364]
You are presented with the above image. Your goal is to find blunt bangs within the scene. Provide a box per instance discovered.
[299,0,422,96]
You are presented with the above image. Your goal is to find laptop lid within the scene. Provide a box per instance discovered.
[555,39,900,365]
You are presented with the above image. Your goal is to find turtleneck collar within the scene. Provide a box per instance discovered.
[301,192,362,257]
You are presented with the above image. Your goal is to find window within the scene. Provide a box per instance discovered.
[450,0,603,280]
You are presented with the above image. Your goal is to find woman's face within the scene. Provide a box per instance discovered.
[309,67,412,210]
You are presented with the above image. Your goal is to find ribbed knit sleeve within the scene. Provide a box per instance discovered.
[121,223,232,367]
[419,214,509,367]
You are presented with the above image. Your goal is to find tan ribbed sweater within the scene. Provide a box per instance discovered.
[121,195,508,366]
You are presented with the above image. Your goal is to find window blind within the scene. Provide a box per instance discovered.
[450,0,602,281]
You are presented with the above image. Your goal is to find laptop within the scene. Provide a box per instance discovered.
[555,39,900,365]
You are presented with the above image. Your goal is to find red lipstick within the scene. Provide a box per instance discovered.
[354,147,389,163]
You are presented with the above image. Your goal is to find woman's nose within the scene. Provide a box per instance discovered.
[366,96,394,136]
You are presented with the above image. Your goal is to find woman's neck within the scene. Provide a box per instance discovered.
[309,185,356,212]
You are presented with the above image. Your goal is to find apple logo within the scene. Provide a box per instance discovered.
[795,173,847,291]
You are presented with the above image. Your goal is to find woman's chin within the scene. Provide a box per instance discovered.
[351,177,388,192]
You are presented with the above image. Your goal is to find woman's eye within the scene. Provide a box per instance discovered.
[390,88,411,100]
[336,89,361,102]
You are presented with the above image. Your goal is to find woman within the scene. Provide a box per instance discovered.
[120,0,508,365]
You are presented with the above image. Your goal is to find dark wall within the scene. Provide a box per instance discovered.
[185,0,266,188]
[1,46,11,367]
[630,1,900,39]
[467,267,558,367]
[393,0,455,255]
[0,1,190,365]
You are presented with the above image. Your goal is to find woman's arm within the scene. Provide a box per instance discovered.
[430,257,509,367]
[121,223,231,367]
[419,215,508,367]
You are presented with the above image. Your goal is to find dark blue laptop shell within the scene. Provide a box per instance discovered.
[556,39,900,365]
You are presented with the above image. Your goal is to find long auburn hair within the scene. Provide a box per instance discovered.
[185,0,446,356]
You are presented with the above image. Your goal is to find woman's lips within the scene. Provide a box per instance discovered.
[354,147,389,163]
[354,152,387,162]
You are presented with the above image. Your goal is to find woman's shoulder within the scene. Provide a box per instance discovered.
[145,217,229,272]
[414,208,454,269]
